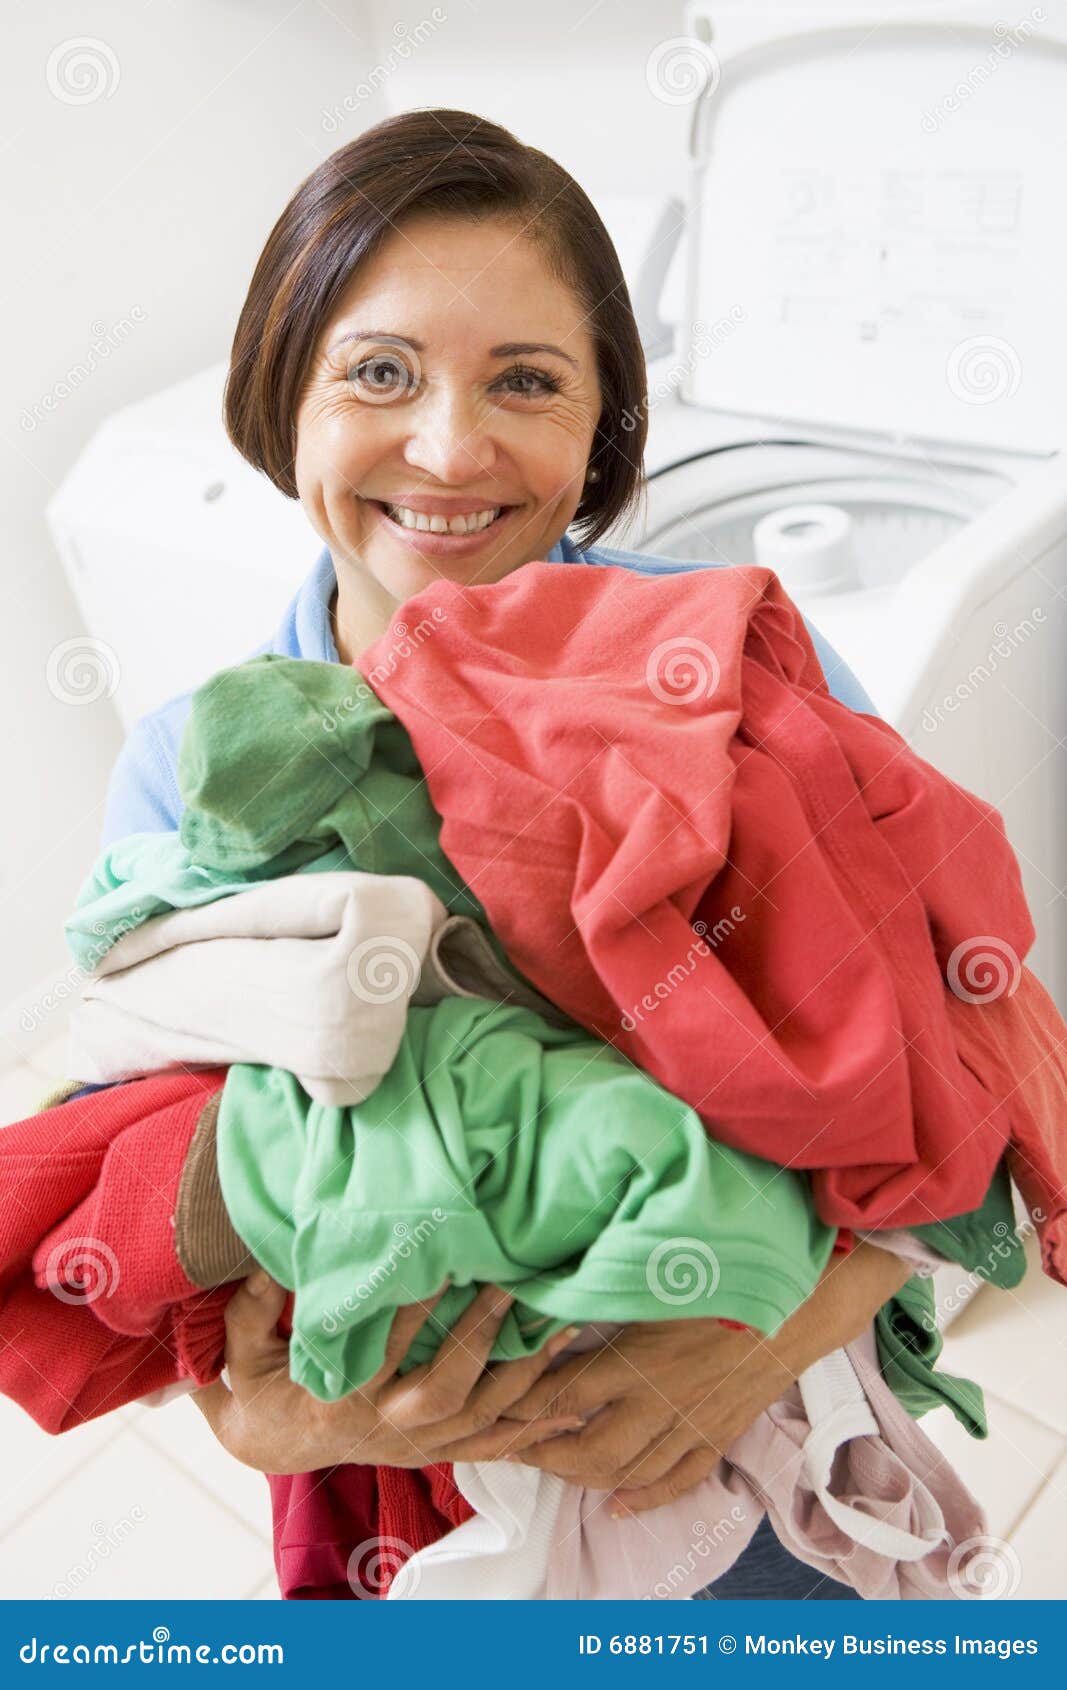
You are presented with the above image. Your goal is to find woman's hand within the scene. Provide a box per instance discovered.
[501,1240,911,1514]
[190,1271,585,1475]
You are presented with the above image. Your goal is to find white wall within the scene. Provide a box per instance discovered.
[2,0,696,1056]
[1,0,388,1050]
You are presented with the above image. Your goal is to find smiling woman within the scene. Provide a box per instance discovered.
[86,106,926,1603]
[223,107,648,647]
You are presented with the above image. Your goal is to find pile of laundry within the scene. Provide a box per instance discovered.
[3,561,1065,1601]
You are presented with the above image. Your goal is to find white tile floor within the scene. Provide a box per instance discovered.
[1,1047,1064,1600]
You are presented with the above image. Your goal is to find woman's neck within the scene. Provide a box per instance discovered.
[329,566,400,667]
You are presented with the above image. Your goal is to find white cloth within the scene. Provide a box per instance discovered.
[66,872,449,1106]
[387,1466,568,1601]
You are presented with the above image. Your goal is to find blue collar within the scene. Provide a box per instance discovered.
[276,535,577,663]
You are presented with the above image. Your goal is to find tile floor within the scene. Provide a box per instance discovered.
[1,1044,1064,1601]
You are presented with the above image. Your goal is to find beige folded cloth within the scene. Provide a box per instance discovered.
[66,872,569,1107]
[66,872,446,1106]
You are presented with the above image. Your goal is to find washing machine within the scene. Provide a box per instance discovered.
[603,0,1067,1010]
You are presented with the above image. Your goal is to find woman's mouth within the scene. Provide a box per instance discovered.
[366,498,519,555]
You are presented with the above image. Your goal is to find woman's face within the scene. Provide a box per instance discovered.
[293,213,604,604]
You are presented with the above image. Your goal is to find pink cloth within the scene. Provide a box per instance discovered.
[544,1325,987,1600]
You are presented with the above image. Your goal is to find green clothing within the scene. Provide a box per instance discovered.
[66,655,487,975]
[178,655,480,921]
[911,1155,1027,1292]
[216,995,838,1401]
[873,1157,1027,1438]
[66,832,357,973]
[876,1274,988,1439]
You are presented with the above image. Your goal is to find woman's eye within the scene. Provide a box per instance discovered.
[348,354,416,400]
[498,366,562,397]
[342,357,560,402]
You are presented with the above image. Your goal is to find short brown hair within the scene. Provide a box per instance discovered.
[224,108,648,548]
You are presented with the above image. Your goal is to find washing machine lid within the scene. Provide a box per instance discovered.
[680,3,1067,454]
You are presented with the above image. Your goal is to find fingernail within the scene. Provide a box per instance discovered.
[546,1325,581,1355]
[610,1496,632,1519]
[247,1271,270,1297]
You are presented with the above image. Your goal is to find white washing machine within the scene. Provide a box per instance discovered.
[603,0,1067,1009]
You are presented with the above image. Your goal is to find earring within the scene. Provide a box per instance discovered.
[586,466,601,483]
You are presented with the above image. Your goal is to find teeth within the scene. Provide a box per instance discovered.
[385,504,501,535]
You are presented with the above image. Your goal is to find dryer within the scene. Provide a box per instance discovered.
[604,0,1067,1009]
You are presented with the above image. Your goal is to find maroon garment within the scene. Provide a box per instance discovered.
[268,1464,474,1599]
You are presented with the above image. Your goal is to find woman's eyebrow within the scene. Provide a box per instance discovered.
[327,329,579,368]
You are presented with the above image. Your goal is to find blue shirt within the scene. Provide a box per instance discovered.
[100,536,876,849]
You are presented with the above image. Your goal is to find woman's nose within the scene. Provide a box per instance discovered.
[401,385,499,485]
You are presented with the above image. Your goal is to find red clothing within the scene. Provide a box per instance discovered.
[268,1465,474,1599]
[359,561,1043,1233]
[945,967,1067,1284]
[0,1072,473,1597]
[0,1071,231,1432]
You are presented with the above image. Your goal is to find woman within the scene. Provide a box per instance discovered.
[100,108,912,1598]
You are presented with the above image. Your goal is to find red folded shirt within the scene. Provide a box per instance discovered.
[359,561,1045,1232]
[0,1071,232,1433]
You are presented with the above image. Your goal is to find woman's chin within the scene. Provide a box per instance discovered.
[371,541,522,597]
